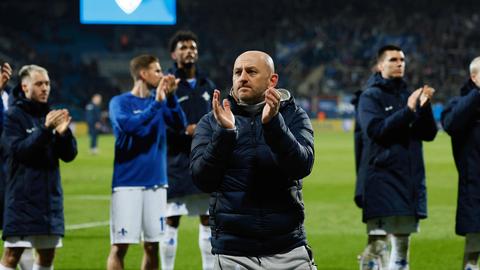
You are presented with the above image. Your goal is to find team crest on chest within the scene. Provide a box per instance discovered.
[202,91,210,101]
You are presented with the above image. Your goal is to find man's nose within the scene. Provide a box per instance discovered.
[239,70,248,81]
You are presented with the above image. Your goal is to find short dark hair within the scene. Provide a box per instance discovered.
[377,45,402,62]
[169,30,199,52]
[129,54,159,81]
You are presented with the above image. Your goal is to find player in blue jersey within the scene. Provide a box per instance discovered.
[106,54,186,270]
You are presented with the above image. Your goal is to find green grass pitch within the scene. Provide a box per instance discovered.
[5,123,462,269]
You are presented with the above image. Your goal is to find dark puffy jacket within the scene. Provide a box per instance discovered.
[190,90,314,256]
[441,79,480,236]
[352,89,366,208]
[166,65,215,199]
[1,87,77,239]
[357,73,437,222]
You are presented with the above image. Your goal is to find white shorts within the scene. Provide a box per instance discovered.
[166,194,210,217]
[110,186,167,244]
[367,216,419,235]
[465,233,480,252]
[4,235,62,249]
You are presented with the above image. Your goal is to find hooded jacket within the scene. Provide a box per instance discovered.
[357,73,437,222]
[166,64,215,199]
[1,85,77,238]
[190,89,314,256]
[441,79,480,236]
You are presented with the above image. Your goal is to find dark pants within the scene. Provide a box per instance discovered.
[89,129,98,149]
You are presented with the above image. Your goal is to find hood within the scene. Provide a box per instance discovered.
[351,89,362,107]
[366,72,407,94]
[460,79,478,96]
[228,88,293,117]
[10,82,50,116]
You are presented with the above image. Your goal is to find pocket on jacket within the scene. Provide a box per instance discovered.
[373,149,393,168]
[288,183,305,211]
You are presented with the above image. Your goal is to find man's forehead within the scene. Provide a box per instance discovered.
[176,40,197,48]
[234,55,265,69]
[384,50,405,58]
[30,70,49,81]
[149,62,161,69]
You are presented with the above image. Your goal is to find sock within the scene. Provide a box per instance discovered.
[0,264,15,270]
[18,248,35,270]
[360,237,388,270]
[32,264,53,270]
[199,224,214,270]
[160,224,178,270]
[389,235,410,270]
[465,263,479,270]
[465,234,480,270]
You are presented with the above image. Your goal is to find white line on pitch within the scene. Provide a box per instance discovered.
[66,221,109,230]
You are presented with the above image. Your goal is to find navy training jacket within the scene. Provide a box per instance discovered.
[1,87,77,239]
[357,73,437,222]
[441,79,480,236]
[166,65,215,199]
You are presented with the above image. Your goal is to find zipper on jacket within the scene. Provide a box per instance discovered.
[250,117,256,144]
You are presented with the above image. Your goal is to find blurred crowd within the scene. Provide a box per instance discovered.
[0,0,479,120]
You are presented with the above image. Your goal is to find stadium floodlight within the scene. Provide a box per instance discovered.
[80,0,176,25]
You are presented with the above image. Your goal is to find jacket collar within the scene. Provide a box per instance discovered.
[366,72,406,94]
[11,84,50,116]
[169,63,207,82]
[229,88,293,117]
[460,79,479,96]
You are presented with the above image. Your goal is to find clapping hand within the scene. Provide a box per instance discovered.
[0,63,12,90]
[262,88,281,124]
[45,109,71,135]
[419,85,435,107]
[212,89,235,129]
[156,75,180,102]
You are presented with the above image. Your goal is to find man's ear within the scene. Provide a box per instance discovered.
[138,69,147,81]
[471,73,479,87]
[376,62,383,73]
[269,73,279,88]
[21,81,29,93]
[171,52,177,61]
